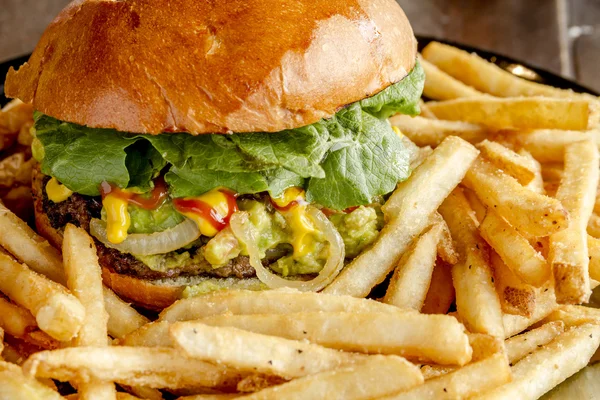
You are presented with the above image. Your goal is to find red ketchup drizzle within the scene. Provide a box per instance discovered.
[99,177,168,210]
[172,189,238,232]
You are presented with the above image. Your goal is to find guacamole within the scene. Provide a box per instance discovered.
[114,198,382,275]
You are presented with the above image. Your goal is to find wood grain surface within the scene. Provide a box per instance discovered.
[0,0,599,91]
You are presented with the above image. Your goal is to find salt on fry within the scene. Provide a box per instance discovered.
[463,157,568,237]
[439,188,504,337]
[63,224,116,399]
[383,222,443,310]
[550,140,599,303]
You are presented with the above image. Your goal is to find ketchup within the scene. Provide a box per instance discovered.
[172,189,238,232]
[99,176,168,210]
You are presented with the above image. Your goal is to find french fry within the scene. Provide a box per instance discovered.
[436,215,458,265]
[505,129,600,163]
[120,321,172,348]
[475,324,600,399]
[540,305,600,327]
[324,136,479,297]
[0,99,34,135]
[503,278,558,338]
[490,252,536,317]
[426,96,600,131]
[550,140,599,303]
[103,287,150,340]
[422,41,598,101]
[588,235,600,281]
[420,57,484,100]
[196,311,472,365]
[0,361,64,399]
[390,114,487,147]
[0,252,84,341]
[463,187,487,223]
[479,209,549,286]
[588,213,600,238]
[23,346,242,390]
[0,202,65,284]
[519,150,545,194]
[421,258,455,314]
[463,157,568,237]
[159,289,406,322]
[170,323,364,379]
[439,188,504,337]
[419,333,504,380]
[382,222,443,310]
[0,295,37,338]
[237,355,423,400]
[380,353,510,400]
[505,321,565,364]
[477,139,537,185]
[419,100,437,119]
[62,224,116,400]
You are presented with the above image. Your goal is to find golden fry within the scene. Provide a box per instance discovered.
[439,188,504,337]
[550,140,599,303]
[463,157,568,237]
[390,114,487,147]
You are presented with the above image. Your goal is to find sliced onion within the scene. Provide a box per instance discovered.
[229,207,345,292]
[90,218,201,256]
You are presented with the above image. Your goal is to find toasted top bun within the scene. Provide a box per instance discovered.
[5,0,416,135]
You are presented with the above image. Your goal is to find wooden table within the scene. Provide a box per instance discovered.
[1,0,599,91]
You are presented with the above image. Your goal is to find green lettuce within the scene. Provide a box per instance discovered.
[34,61,423,210]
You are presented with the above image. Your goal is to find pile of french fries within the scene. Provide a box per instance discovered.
[0,99,35,223]
[2,41,600,399]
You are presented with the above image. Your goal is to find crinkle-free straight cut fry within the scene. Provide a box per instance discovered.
[420,57,484,100]
[63,224,116,400]
[426,96,600,130]
[195,311,472,365]
[550,140,599,303]
[390,115,488,147]
[170,322,364,379]
[422,41,600,101]
[439,189,504,337]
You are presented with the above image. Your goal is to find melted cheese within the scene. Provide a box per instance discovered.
[272,186,305,208]
[45,178,73,203]
[392,125,403,138]
[287,204,317,258]
[103,194,131,244]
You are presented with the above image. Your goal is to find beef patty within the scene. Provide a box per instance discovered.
[40,176,256,280]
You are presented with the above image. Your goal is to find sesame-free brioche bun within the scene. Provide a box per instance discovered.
[5,0,417,134]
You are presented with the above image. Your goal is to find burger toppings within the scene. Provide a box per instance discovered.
[32,61,425,288]
[45,177,73,203]
[173,189,238,237]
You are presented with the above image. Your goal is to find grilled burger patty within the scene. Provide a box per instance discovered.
[39,175,256,280]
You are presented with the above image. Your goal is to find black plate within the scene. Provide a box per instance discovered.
[1,35,598,106]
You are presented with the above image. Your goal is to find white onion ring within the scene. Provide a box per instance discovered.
[90,218,201,256]
[229,207,345,291]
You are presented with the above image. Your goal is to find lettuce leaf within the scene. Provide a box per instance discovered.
[33,62,423,210]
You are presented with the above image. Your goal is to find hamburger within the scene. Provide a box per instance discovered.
[4,0,424,309]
